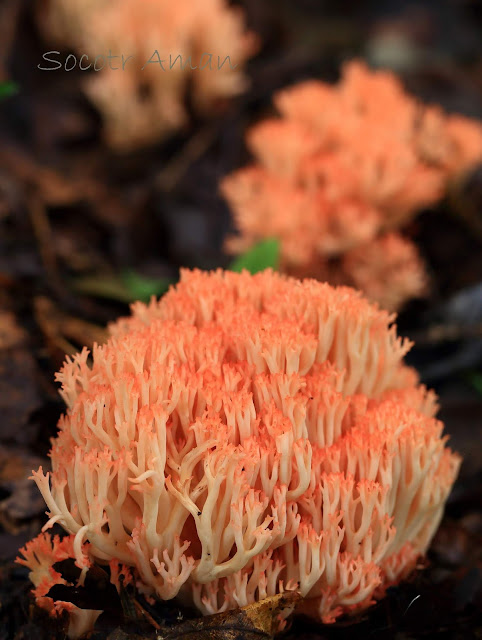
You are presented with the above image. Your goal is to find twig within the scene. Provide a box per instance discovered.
[27,194,64,294]
[410,322,482,345]
[133,598,161,631]
[156,125,218,193]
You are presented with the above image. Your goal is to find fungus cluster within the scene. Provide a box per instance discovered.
[19,269,460,635]
[222,61,482,310]
[38,0,258,149]
[17,532,132,638]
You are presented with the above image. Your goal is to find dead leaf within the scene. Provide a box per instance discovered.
[91,630,149,640]
[157,592,301,640]
[0,445,46,533]
[0,311,41,444]
[0,309,25,350]
[34,296,108,368]
[0,148,80,207]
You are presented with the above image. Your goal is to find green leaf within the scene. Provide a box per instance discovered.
[122,270,171,301]
[229,238,280,274]
[73,274,133,303]
[0,81,19,99]
[73,271,172,304]
[467,371,482,396]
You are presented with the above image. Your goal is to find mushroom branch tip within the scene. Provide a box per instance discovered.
[19,269,460,634]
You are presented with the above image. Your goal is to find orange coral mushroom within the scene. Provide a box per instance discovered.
[340,233,429,313]
[16,533,101,639]
[38,0,258,149]
[222,61,482,310]
[17,532,133,638]
[21,270,460,634]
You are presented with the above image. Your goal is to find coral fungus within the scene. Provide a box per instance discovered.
[222,61,482,310]
[339,233,429,313]
[21,269,460,633]
[38,0,258,149]
[16,532,131,638]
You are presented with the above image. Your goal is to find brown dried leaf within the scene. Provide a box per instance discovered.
[0,310,24,350]
[0,148,133,227]
[34,296,107,368]
[0,148,79,207]
[158,592,301,640]
[0,311,41,444]
[0,445,46,533]
[96,631,149,640]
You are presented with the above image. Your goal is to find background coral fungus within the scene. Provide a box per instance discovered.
[222,61,482,311]
[37,0,258,150]
[19,270,460,634]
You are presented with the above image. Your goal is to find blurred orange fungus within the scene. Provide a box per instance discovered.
[222,61,482,310]
[38,0,259,149]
